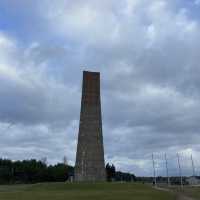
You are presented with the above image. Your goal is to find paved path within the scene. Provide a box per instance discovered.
[176,194,194,200]
[153,186,196,200]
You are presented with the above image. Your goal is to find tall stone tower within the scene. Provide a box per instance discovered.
[75,71,106,181]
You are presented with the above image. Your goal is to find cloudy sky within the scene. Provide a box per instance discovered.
[1,0,200,177]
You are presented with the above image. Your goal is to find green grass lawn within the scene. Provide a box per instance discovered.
[0,182,176,200]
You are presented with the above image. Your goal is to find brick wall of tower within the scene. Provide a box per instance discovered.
[74,71,106,181]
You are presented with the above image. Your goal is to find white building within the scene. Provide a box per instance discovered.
[186,176,200,185]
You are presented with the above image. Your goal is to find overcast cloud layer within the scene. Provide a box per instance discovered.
[0,0,200,176]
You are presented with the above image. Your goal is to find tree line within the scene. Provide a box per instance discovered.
[106,163,136,182]
[0,159,73,184]
[136,176,200,185]
[0,159,136,184]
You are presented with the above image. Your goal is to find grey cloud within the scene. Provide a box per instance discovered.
[1,0,200,176]
[0,121,78,165]
[0,71,79,126]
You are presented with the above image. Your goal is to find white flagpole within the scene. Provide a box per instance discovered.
[191,154,196,177]
[165,153,170,186]
[152,153,157,187]
[177,153,183,189]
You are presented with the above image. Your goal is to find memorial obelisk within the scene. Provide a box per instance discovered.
[75,71,106,181]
